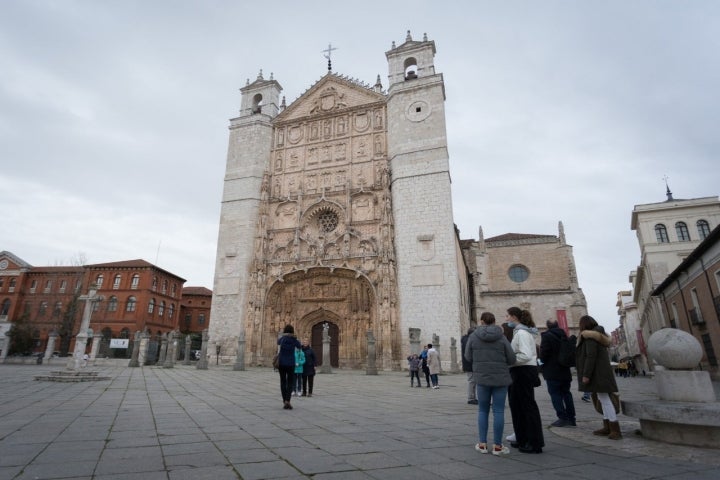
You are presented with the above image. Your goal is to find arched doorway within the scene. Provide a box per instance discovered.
[311,321,339,367]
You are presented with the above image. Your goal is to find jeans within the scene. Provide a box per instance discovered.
[546,379,576,423]
[430,373,439,387]
[294,373,303,393]
[410,370,421,386]
[476,385,508,446]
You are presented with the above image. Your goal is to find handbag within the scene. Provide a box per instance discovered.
[272,353,279,369]
[591,392,620,415]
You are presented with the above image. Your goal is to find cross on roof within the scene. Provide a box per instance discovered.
[322,43,337,72]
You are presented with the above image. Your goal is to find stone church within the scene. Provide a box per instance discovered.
[209,32,585,370]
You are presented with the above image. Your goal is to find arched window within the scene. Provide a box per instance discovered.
[1,299,11,316]
[675,221,690,242]
[404,57,418,80]
[126,296,137,312]
[171,283,176,296]
[148,298,155,314]
[39,301,48,315]
[151,277,158,291]
[53,301,62,317]
[158,301,165,317]
[697,220,711,240]
[162,280,168,294]
[108,296,118,312]
[168,303,175,319]
[96,274,104,287]
[131,274,140,290]
[654,224,669,243]
[252,93,263,114]
[113,274,122,289]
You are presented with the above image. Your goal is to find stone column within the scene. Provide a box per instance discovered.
[89,333,102,364]
[320,323,332,374]
[366,330,378,375]
[409,328,421,356]
[44,331,58,362]
[183,335,192,365]
[158,333,168,364]
[138,331,149,366]
[164,331,178,368]
[432,333,442,373]
[128,331,141,367]
[233,332,246,371]
[67,284,103,371]
[449,337,460,373]
[196,329,209,370]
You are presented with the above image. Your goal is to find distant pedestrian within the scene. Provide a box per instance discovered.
[277,325,301,410]
[293,346,305,397]
[576,315,621,440]
[465,312,516,456]
[407,354,421,387]
[301,340,316,397]
[419,345,431,387]
[540,320,576,427]
[427,344,440,388]
[461,327,478,404]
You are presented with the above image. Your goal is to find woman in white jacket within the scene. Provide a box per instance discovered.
[507,307,545,454]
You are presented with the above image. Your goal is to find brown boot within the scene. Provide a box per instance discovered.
[607,421,622,440]
[593,419,610,436]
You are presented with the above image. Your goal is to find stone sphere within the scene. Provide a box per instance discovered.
[647,329,703,369]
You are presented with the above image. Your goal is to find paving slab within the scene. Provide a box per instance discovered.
[0,363,718,479]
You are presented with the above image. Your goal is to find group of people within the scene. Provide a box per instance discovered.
[463,307,620,456]
[407,344,441,388]
[276,324,317,410]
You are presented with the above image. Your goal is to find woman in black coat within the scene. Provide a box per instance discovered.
[301,340,317,397]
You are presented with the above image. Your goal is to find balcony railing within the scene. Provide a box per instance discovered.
[689,308,705,325]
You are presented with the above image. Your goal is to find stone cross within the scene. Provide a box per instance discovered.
[67,284,103,370]
[322,43,337,71]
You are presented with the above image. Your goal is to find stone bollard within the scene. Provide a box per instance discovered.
[128,331,141,367]
[183,335,192,366]
[196,329,209,370]
[233,332,246,371]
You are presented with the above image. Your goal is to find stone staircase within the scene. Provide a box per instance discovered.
[34,371,111,382]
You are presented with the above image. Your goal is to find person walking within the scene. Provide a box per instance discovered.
[576,315,621,440]
[507,307,544,454]
[461,327,478,404]
[427,344,441,389]
[301,340,317,397]
[277,324,301,410]
[419,345,431,387]
[407,354,422,387]
[540,320,576,427]
[465,312,516,456]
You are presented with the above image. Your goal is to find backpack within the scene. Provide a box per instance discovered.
[557,334,577,368]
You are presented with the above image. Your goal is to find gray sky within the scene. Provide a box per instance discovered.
[2,1,718,331]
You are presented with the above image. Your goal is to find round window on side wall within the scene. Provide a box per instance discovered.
[508,265,529,283]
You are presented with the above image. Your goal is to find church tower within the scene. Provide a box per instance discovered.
[385,32,469,360]
[209,71,282,351]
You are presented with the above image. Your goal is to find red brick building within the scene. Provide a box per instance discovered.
[0,251,212,358]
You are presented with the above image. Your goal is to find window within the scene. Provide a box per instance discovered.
[108,296,118,312]
[30,279,37,293]
[168,303,175,319]
[318,210,339,233]
[654,224,669,243]
[171,283,176,296]
[675,222,691,242]
[0,278,4,290]
[184,313,192,326]
[44,280,52,293]
[148,298,155,314]
[126,296,137,312]
[158,301,165,317]
[702,333,718,367]
[53,301,62,317]
[113,274,122,289]
[39,301,48,316]
[697,220,711,240]
[152,277,158,291]
[198,313,206,325]
[670,303,679,329]
[508,265,529,283]
[9,278,16,292]
[131,274,140,290]
[162,280,168,294]
[59,279,67,293]
[689,288,704,324]
[96,274,104,288]
[0,299,10,316]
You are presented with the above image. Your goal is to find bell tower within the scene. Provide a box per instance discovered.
[210,71,282,348]
[385,32,467,366]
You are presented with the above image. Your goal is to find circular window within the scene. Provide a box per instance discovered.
[508,265,529,283]
[318,211,339,233]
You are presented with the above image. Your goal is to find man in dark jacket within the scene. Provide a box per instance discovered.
[461,327,478,404]
[539,320,576,427]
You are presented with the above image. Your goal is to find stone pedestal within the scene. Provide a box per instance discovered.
[183,335,192,366]
[196,329,209,370]
[366,331,378,375]
[138,332,149,366]
[128,331,141,367]
[450,337,460,373]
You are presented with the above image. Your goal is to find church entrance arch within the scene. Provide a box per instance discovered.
[261,267,374,369]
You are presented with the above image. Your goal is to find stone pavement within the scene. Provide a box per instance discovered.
[1,363,718,480]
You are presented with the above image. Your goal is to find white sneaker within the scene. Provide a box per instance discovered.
[506,433,516,442]
[492,445,510,456]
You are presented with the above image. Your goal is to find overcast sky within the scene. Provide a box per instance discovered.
[2,1,718,331]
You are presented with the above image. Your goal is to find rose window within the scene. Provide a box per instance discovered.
[318,211,339,233]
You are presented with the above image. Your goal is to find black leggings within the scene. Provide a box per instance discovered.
[279,366,295,402]
[509,366,544,449]
[302,374,314,395]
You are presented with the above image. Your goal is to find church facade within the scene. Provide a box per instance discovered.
[209,33,469,370]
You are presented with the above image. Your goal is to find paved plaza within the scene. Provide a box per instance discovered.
[0,362,718,480]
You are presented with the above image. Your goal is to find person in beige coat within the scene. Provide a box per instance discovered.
[427,344,441,389]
